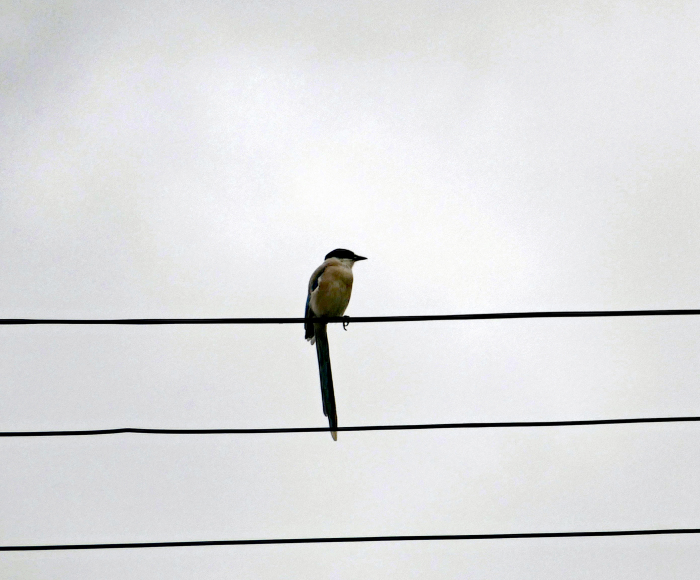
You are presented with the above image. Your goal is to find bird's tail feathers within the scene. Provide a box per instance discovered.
[314,324,338,441]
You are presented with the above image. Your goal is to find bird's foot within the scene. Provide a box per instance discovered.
[342,316,350,330]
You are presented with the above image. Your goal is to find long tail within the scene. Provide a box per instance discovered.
[314,324,338,441]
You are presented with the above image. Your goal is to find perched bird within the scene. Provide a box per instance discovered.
[305,249,367,440]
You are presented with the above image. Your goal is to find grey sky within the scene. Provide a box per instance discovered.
[1,0,700,578]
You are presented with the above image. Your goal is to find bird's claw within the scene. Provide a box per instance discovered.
[342,316,350,331]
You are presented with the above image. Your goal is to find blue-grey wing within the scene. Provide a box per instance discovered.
[304,264,325,340]
[304,292,314,340]
[309,267,322,293]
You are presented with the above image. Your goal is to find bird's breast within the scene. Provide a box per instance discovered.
[311,266,354,317]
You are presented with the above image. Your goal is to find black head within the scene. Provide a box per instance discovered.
[325,248,367,261]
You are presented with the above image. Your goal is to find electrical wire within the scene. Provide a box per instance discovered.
[3,310,698,554]
[1,308,699,325]
[1,415,698,437]
[2,528,698,551]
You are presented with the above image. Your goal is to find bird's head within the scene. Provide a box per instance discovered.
[325,248,367,267]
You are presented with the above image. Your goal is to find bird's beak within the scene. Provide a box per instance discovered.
[354,255,367,261]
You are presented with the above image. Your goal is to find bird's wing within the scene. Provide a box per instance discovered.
[304,292,314,340]
[308,262,326,293]
[305,262,327,341]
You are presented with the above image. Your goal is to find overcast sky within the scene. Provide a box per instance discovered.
[2,0,700,577]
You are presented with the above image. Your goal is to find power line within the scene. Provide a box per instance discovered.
[1,308,700,325]
[2,415,699,437]
[2,528,698,551]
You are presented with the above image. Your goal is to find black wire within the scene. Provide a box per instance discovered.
[1,309,700,325]
[2,415,698,437]
[3,313,697,553]
[2,528,698,551]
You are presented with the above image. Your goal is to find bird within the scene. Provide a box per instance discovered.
[305,248,367,441]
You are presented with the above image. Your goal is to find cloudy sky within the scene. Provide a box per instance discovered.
[2,0,700,577]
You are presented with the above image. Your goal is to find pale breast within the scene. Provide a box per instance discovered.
[310,264,354,317]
